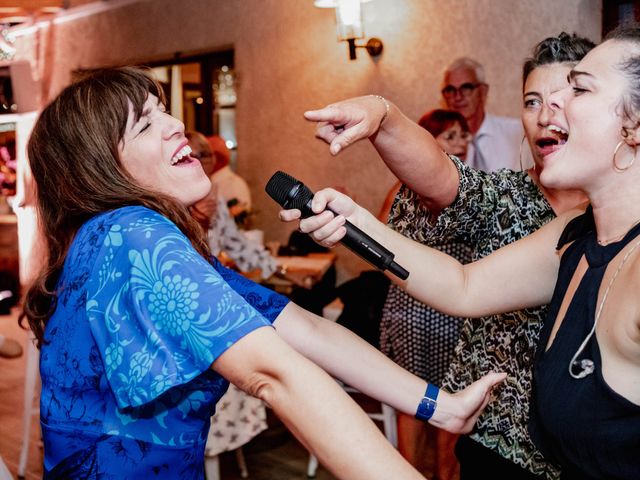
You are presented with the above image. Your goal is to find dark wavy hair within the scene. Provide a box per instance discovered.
[522,32,596,87]
[418,109,469,137]
[21,67,211,346]
[605,24,640,128]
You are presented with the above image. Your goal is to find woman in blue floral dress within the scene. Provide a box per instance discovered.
[20,67,505,479]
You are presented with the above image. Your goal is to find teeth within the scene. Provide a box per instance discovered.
[548,125,568,135]
[171,145,192,165]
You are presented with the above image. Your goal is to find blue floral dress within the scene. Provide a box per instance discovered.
[39,206,289,479]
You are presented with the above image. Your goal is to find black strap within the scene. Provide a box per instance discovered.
[556,205,595,250]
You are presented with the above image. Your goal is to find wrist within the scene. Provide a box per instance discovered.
[370,94,390,130]
[415,383,439,421]
[426,390,466,433]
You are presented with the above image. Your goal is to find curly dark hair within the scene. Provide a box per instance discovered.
[21,67,211,346]
[522,32,596,87]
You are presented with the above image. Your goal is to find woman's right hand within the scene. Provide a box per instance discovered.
[278,187,363,248]
[429,372,507,434]
[304,95,391,155]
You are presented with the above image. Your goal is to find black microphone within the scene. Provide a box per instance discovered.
[265,171,409,280]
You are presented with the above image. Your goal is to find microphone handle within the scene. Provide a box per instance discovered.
[341,221,409,280]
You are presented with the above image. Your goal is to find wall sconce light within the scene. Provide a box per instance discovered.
[315,0,383,61]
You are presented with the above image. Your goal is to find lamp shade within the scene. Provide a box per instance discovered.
[313,0,338,7]
[335,0,364,40]
[313,0,372,6]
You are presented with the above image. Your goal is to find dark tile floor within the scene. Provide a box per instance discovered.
[217,424,336,480]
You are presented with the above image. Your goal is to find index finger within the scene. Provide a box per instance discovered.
[304,106,349,125]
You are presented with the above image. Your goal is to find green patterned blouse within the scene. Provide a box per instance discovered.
[388,155,560,479]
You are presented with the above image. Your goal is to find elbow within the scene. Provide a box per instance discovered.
[238,371,280,407]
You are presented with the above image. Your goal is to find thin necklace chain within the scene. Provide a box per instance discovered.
[569,236,640,379]
[597,217,640,245]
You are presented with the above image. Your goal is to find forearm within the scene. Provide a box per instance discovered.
[371,103,460,211]
[215,328,421,480]
[267,357,419,479]
[274,303,425,415]
[349,205,555,317]
[274,303,507,434]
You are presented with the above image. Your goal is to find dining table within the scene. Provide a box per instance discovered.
[267,252,336,293]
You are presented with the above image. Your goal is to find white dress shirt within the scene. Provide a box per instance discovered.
[466,114,533,172]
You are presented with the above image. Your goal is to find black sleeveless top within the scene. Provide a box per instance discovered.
[530,206,640,479]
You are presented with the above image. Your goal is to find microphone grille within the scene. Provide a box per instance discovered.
[265,170,314,213]
[265,171,297,205]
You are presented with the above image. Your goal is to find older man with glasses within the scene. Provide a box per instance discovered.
[441,57,529,171]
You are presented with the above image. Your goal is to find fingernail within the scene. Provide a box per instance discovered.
[331,144,341,155]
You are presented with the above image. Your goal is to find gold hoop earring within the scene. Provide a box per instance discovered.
[613,140,637,172]
[518,135,527,171]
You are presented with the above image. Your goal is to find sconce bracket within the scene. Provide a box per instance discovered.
[347,37,384,61]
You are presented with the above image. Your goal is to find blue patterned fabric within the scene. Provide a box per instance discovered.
[40,206,289,479]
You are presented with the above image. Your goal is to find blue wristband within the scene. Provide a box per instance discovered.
[415,383,439,421]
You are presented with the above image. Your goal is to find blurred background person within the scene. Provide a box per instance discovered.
[441,57,529,172]
[379,108,472,479]
[418,109,472,161]
[207,135,252,220]
[187,131,276,281]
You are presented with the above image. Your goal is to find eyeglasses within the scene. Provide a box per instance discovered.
[441,130,472,142]
[441,82,484,99]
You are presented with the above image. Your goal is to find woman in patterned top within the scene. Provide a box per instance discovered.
[20,67,505,479]
[284,27,640,480]
[288,33,594,479]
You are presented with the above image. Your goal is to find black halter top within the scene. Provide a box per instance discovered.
[530,206,640,479]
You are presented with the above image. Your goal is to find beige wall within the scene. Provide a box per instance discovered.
[13,0,602,280]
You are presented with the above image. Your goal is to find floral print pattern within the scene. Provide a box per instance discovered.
[40,206,289,479]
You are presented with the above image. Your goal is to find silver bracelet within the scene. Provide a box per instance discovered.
[370,94,390,128]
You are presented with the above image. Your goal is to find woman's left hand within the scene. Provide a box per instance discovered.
[429,372,507,433]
